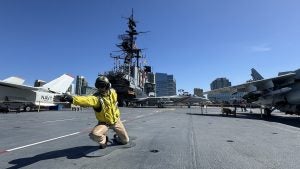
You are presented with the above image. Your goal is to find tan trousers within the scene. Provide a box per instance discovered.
[89,118,129,146]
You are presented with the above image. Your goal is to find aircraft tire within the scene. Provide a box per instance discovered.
[24,106,31,112]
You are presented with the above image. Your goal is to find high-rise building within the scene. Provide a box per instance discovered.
[155,73,176,96]
[194,88,203,97]
[208,78,232,103]
[208,77,246,103]
[75,76,88,95]
[210,78,231,90]
[147,72,155,84]
[144,72,156,96]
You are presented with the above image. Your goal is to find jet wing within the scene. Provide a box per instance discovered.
[205,72,296,95]
[236,72,296,92]
[133,95,184,103]
[0,81,38,91]
[204,86,233,94]
[0,74,74,94]
[134,95,208,104]
[2,76,25,85]
[187,96,209,103]
[134,96,174,102]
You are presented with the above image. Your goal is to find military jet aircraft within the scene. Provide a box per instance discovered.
[205,68,300,117]
[134,93,209,108]
[0,74,74,112]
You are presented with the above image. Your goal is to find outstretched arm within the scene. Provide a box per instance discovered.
[54,93,73,103]
[73,95,100,108]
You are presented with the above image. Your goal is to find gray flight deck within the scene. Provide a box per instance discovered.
[1,107,300,169]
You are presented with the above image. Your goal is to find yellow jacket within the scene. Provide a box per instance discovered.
[73,89,120,125]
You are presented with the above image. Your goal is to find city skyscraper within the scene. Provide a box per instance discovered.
[210,78,231,90]
[208,77,234,103]
[155,73,176,96]
[194,88,203,97]
[75,76,88,95]
[144,72,156,96]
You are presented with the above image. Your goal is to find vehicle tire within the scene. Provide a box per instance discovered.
[24,106,31,112]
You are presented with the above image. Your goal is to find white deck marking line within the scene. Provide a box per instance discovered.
[135,115,143,118]
[3,119,130,153]
[6,132,80,152]
[42,118,76,123]
[2,118,130,154]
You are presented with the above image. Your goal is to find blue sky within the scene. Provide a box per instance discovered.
[1,0,300,93]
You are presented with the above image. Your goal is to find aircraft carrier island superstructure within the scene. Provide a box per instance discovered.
[103,12,154,107]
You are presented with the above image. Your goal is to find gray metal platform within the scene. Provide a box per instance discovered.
[1,107,300,169]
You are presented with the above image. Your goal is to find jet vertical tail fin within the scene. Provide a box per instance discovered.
[42,74,74,94]
[251,68,264,81]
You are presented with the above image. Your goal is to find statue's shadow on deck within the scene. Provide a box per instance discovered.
[7,136,136,169]
[7,146,98,169]
[187,112,300,129]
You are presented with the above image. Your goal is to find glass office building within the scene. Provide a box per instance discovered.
[155,73,176,96]
[75,76,88,95]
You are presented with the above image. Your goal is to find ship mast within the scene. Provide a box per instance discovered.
[105,10,152,106]
[115,9,144,70]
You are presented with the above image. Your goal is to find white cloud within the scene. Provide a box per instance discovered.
[251,44,272,52]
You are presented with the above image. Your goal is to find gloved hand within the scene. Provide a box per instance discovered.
[54,93,73,103]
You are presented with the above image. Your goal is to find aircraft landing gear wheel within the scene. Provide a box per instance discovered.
[24,106,31,112]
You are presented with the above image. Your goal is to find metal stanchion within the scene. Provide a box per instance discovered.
[201,104,203,114]
[260,107,263,119]
[38,101,40,112]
